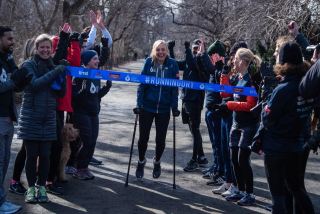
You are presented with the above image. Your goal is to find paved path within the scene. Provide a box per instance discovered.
[7,60,320,213]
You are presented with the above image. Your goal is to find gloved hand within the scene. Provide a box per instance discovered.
[206,103,220,111]
[11,69,33,88]
[167,40,175,50]
[221,65,230,75]
[69,32,80,41]
[184,41,190,49]
[172,109,180,117]
[59,59,70,66]
[101,37,109,47]
[54,65,66,74]
[133,107,142,115]
[250,139,263,155]
[105,80,112,90]
[216,102,228,112]
[303,131,320,154]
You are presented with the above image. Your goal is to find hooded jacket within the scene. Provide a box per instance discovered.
[137,57,179,113]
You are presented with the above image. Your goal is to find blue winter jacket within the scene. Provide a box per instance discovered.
[260,74,314,154]
[137,57,179,114]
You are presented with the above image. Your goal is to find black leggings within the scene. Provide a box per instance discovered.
[231,147,253,193]
[138,110,170,162]
[24,140,51,187]
[264,152,314,214]
[182,102,204,160]
[12,142,26,182]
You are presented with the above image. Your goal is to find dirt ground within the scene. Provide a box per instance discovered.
[6,60,320,214]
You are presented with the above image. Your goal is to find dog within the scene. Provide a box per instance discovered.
[59,123,80,181]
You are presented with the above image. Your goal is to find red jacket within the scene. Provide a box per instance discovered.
[56,41,81,112]
[220,73,257,112]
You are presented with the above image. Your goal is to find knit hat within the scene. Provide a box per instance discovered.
[81,50,98,66]
[230,41,248,56]
[278,42,303,65]
[207,40,225,57]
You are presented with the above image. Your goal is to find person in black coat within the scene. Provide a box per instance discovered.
[168,39,213,172]
[18,34,66,203]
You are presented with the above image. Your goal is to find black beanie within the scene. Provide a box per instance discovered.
[278,42,303,65]
[81,50,98,66]
[207,40,225,57]
[230,41,248,56]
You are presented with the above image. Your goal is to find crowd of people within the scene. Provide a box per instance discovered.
[0,10,319,214]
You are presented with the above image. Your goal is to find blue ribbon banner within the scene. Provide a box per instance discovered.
[67,66,258,97]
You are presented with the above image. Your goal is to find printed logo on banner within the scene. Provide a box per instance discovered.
[109,73,121,79]
[95,71,103,79]
[199,84,205,90]
[125,75,131,81]
[219,85,225,91]
[233,87,243,94]
[79,68,89,76]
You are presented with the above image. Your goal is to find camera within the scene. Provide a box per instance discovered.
[306,44,320,53]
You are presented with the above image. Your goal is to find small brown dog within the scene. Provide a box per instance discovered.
[59,123,80,181]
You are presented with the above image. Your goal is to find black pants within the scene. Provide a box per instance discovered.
[47,110,64,182]
[182,102,204,160]
[12,142,26,182]
[138,110,170,162]
[74,113,99,169]
[264,152,314,214]
[231,147,253,193]
[24,140,51,187]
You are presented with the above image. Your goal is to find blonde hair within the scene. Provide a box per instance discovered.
[150,40,168,62]
[275,35,294,49]
[34,34,52,49]
[236,48,262,69]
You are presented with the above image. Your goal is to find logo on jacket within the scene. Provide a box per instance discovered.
[0,68,7,83]
[90,82,98,94]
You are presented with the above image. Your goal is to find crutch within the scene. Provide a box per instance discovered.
[173,115,176,189]
[125,114,139,187]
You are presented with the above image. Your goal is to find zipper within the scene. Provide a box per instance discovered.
[156,65,163,113]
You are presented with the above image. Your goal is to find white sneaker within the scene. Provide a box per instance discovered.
[212,183,230,194]
[221,184,239,197]
[0,201,22,214]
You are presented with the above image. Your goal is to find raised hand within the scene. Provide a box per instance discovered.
[89,10,98,28]
[96,10,105,29]
[61,23,72,34]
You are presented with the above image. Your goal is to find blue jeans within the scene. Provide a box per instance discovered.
[0,117,14,205]
[221,114,234,183]
[205,110,223,174]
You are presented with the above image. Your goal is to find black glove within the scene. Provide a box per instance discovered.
[69,32,80,42]
[54,65,66,74]
[11,69,33,89]
[133,107,142,115]
[167,40,175,50]
[303,131,320,154]
[59,59,70,66]
[172,109,180,117]
[217,102,228,112]
[105,80,112,90]
[222,65,230,75]
[79,32,89,46]
[206,103,219,111]
[250,139,263,155]
[184,41,190,49]
[101,37,109,47]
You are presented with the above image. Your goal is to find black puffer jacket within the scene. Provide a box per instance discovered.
[18,55,65,141]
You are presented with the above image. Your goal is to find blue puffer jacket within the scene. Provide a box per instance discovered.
[137,57,179,113]
[18,55,65,141]
[260,74,314,154]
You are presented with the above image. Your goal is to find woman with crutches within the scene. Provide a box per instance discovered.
[133,40,180,180]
